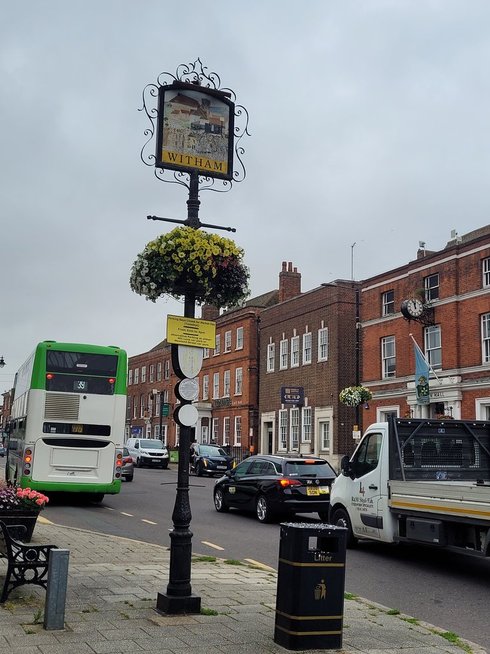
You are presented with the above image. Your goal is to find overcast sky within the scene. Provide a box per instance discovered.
[1,1,490,390]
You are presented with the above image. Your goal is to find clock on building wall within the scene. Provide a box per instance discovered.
[400,298,435,325]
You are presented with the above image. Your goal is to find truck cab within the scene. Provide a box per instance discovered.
[329,423,395,546]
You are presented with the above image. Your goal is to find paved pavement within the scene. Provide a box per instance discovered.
[0,517,486,654]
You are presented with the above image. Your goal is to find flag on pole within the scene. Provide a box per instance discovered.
[414,341,430,404]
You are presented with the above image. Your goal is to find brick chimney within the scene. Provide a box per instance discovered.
[279,261,301,302]
[201,304,220,321]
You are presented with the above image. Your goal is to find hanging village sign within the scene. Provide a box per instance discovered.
[155,82,235,181]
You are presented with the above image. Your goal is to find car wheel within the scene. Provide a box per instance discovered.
[136,458,143,468]
[331,507,357,548]
[318,511,329,522]
[256,495,273,523]
[214,488,229,513]
[196,462,204,477]
[161,461,168,469]
[126,475,133,482]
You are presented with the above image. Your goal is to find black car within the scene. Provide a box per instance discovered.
[213,454,337,523]
[191,444,235,477]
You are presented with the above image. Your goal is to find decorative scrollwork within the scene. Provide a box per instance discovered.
[139,58,249,193]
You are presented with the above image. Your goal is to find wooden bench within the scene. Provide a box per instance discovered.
[0,520,57,603]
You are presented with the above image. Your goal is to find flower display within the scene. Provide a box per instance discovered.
[130,226,250,308]
[0,481,49,511]
[339,386,373,407]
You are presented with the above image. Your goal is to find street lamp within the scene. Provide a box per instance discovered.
[0,357,5,368]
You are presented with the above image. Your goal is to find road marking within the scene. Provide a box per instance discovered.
[104,507,115,511]
[244,558,277,572]
[38,516,53,525]
[141,519,158,525]
[201,540,225,551]
[120,512,133,517]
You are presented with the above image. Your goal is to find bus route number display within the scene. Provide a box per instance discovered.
[74,380,88,392]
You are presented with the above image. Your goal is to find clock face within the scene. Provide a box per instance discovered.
[403,298,424,318]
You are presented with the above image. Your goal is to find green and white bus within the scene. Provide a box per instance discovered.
[6,341,127,501]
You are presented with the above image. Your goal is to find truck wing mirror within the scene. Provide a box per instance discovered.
[340,455,352,477]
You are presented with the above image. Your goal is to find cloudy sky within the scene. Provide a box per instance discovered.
[1,1,490,390]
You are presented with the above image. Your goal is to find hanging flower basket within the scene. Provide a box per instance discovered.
[130,226,250,308]
[339,386,372,407]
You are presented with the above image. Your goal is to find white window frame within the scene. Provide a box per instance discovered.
[213,372,220,399]
[267,342,275,372]
[214,334,221,356]
[301,406,312,443]
[424,273,440,302]
[291,336,300,368]
[381,335,396,378]
[290,408,299,450]
[140,394,145,418]
[482,313,490,364]
[202,374,209,401]
[157,362,162,381]
[212,418,219,443]
[128,369,133,385]
[425,325,442,370]
[224,330,232,353]
[279,409,288,450]
[234,416,242,445]
[318,328,328,362]
[149,364,154,383]
[382,290,395,316]
[141,366,147,383]
[484,257,490,288]
[302,332,312,365]
[235,367,243,395]
[223,370,231,397]
[280,339,288,370]
[134,368,139,384]
[223,417,230,445]
[133,396,137,418]
[236,326,244,350]
[319,421,330,451]
[203,348,210,359]
[164,360,170,380]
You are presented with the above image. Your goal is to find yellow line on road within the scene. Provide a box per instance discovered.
[244,558,276,572]
[141,519,158,525]
[201,540,225,551]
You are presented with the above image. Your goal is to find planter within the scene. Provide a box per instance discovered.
[0,511,40,542]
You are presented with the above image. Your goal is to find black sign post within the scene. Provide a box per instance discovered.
[140,59,249,616]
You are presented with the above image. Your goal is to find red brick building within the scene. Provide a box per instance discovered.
[258,271,361,468]
[361,225,490,423]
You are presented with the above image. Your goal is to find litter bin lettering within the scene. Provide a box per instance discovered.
[274,522,347,651]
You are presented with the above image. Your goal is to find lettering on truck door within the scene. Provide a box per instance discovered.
[348,432,383,539]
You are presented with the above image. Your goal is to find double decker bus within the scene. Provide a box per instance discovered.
[5,341,127,501]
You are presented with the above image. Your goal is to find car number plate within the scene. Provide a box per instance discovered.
[319,486,330,495]
[306,487,320,496]
[216,465,226,469]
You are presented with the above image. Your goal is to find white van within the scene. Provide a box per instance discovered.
[126,438,169,469]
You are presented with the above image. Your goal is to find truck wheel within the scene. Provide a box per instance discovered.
[331,507,357,548]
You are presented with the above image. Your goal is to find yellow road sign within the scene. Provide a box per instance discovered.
[166,315,216,349]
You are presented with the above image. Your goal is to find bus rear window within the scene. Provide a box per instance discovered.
[47,351,118,376]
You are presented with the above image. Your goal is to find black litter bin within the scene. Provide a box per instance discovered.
[274,522,347,651]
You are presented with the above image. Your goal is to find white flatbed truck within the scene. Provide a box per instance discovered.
[329,418,490,555]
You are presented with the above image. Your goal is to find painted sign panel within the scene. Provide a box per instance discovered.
[167,315,216,349]
[156,83,234,180]
[281,386,305,405]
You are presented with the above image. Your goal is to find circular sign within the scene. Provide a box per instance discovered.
[176,378,199,402]
[174,403,199,427]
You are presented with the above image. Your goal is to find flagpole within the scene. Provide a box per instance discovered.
[409,333,441,383]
